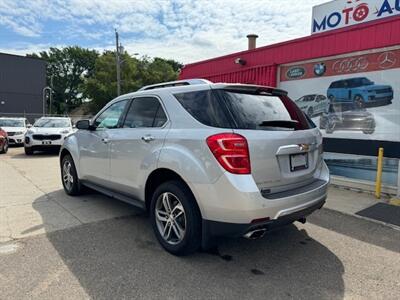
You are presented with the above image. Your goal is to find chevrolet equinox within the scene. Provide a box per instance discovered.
[60,79,329,255]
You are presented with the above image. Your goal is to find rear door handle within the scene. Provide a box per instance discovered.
[141,135,155,142]
[101,138,109,144]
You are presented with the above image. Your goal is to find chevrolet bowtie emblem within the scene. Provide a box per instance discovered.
[298,144,310,151]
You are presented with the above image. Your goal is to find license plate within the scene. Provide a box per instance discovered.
[290,153,308,172]
[42,140,52,145]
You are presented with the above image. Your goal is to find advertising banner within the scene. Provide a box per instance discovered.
[279,46,400,144]
[312,0,400,34]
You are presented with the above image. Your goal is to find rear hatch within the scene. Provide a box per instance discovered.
[214,86,323,193]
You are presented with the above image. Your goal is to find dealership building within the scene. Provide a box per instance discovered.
[0,53,46,121]
[180,0,400,194]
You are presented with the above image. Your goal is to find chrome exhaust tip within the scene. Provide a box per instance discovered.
[244,228,267,239]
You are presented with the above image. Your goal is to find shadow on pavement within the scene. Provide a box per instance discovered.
[9,149,59,159]
[308,208,400,253]
[30,192,346,299]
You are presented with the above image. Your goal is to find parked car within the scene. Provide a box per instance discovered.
[0,127,8,154]
[60,80,329,255]
[319,103,375,134]
[24,117,73,155]
[327,77,393,108]
[295,94,329,117]
[0,117,29,146]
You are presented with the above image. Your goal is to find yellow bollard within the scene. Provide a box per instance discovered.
[375,147,384,199]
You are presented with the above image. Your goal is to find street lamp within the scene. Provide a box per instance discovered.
[42,86,52,116]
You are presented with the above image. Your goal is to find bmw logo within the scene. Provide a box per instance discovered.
[314,63,326,76]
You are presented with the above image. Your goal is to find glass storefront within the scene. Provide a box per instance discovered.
[324,152,398,186]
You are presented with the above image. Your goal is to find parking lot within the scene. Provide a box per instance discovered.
[1,147,400,299]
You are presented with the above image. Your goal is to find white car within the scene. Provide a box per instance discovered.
[24,117,73,155]
[0,117,29,146]
[295,94,329,117]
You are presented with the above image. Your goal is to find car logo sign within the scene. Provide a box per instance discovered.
[377,51,396,69]
[313,63,326,76]
[286,67,306,79]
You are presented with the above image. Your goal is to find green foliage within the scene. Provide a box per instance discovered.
[85,53,181,113]
[28,47,99,114]
[28,46,182,114]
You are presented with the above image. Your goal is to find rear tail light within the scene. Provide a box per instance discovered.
[206,133,251,174]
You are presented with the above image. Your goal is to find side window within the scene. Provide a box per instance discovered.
[123,97,167,128]
[174,90,231,128]
[93,100,128,129]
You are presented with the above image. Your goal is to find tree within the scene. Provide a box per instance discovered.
[28,47,99,114]
[85,52,181,113]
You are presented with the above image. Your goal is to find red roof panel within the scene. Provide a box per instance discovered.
[180,16,400,85]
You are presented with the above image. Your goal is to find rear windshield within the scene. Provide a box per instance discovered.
[174,89,311,130]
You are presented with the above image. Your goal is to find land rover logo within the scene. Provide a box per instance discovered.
[286,67,306,79]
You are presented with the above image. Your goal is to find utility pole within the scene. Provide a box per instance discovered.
[115,29,121,96]
[49,75,54,115]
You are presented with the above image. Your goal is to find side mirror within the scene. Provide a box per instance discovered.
[76,119,92,130]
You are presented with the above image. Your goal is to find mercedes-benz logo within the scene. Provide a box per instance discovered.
[377,51,396,69]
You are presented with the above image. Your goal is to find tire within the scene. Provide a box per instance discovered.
[362,129,375,134]
[319,116,327,129]
[363,122,375,134]
[61,154,83,196]
[325,119,336,134]
[0,140,8,154]
[307,107,314,117]
[150,180,201,256]
[24,147,33,155]
[354,95,364,109]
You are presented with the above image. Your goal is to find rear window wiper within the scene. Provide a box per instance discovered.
[258,120,299,129]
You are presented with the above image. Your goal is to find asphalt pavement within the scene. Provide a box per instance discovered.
[1,147,400,299]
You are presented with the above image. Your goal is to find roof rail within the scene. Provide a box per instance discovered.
[138,79,212,91]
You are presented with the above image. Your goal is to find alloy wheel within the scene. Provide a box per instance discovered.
[155,192,186,245]
[62,160,74,191]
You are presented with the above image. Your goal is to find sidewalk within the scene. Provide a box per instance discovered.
[326,184,400,229]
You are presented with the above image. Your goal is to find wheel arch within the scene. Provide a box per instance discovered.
[59,145,81,179]
[353,93,364,100]
[144,168,203,217]
[59,148,71,164]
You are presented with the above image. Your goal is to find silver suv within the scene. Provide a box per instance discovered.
[60,80,329,255]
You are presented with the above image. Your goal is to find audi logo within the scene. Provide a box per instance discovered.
[332,57,369,73]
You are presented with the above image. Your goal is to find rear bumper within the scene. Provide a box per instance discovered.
[192,160,329,225]
[202,197,325,239]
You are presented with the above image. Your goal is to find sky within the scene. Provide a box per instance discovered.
[0,0,327,64]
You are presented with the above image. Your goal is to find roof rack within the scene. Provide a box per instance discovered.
[138,79,212,91]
